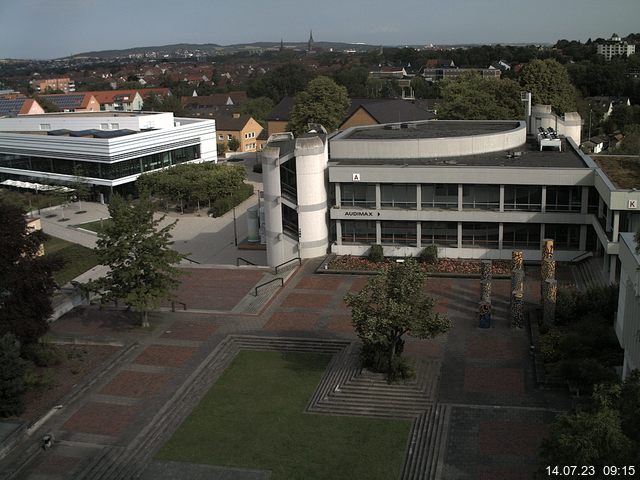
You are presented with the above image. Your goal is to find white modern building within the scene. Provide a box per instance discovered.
[0,111,216,199]
[260,115,640,285]
[597,34,636,61]
[616,232,640,379]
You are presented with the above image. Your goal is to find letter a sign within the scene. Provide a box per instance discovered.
[352,173,361,182]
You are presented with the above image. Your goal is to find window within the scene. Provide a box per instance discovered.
[544,224,580,250]
[504,185,542,211]
[100,123,109,130]
[381,221,417,245]
[462,185,500,210]
[462,223,499,248]
[341,220,377,244]
[280,159,297,200]
[218,134,223,140]
[421,222,457,247]
[587,186,599,214]
[282,204,298,239]
[227,134,233,140]
[341,183,376,208]
[546,186,581,212]
[502,223,541,249]
[110,123,119,130]
[381,184,417,209]
[39,124,51,131]
[421,184,457,209]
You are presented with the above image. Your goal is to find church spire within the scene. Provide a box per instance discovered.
[308,30,314,52]
[280,37,284,52]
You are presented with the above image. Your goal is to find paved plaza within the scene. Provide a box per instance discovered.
[0,258,571,480]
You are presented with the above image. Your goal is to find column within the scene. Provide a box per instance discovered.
[541,186,547,213]
[581,186,589,214]
[609,255,617,284]
[579,224,587,251]
[336,220,342,246]
[376,220,381,244]
[416,222,422,249]
[375,183,381,210]
[416,184,422,211]
[606,206,612,232]
[499,185,505,213]
[612,211,620,241]
[457,222,463,249]
[458,184,463,212]
[498,223,504,253]
[335,183,341,207]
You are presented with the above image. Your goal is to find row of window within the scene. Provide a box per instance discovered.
[340,221,581,250]
[340,183,595,213]
[0,145,200,180]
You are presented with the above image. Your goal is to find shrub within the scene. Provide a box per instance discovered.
[419,245,438,264]
[22,343,63,367]
[556,287,578,324]
[208,183,254,217]
[559,358,617,393]
[388,355,415,382]
[368,244,384,263]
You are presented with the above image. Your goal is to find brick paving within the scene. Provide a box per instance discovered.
[8,260,572,480]
[133,345,198,368]
[99,371,172,398]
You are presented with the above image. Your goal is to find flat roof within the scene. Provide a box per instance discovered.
[11,111,157,118]
[592,155,640,189]
[343,120,521,140]
[330,137,588,169]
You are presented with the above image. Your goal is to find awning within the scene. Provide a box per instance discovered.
[0,179,75,193]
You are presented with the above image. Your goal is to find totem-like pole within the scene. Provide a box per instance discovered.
[479,260,492,328]
[541,238,557,324]
[510,250,525,328]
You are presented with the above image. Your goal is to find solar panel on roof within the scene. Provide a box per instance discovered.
[0,99,26,117]
[41,94,84,109]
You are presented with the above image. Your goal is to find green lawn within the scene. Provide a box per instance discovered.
[156,350,411,480]
[75,218,112,233]
[43,236,99,285]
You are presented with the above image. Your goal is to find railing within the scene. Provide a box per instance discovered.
[570,251,593,264]
[171,301,187,312]
[254,277,283,296]
[236,257,256,266]
[274,257,301,275]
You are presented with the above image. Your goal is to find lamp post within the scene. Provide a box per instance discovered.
[232,207,238,246]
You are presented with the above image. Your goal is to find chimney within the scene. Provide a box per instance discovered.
[233,112,240,119]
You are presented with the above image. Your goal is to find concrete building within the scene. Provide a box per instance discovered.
[597,34,636,61]
[260,113,640,289]
[0,111,216,200]
[615,232,640,379]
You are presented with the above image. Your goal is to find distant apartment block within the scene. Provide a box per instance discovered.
[35,78,75,93]
[597,34,636,61]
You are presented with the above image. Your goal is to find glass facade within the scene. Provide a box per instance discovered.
[381,183,417,209]
[545,224,580,250]
[504,185,542,211]
[0,145,200,181]
[341,183,376,208]
[341,220,376,244]
[422,184,457,209]
[279,159,297,200]
[381,221,417,245]
[546,186,582,212]
[502,223,541,249]
[462,185,500,211]
[282,204,298,238]
[421,221,457,247]
[462,223,499,248]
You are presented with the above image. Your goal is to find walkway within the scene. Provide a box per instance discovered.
[0,260,571,480]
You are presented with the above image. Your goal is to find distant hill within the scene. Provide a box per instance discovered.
[68,41,381,59]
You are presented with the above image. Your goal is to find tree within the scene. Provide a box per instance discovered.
[0,334,26,417]
[247,64,314,103]
[288,76,350,135]
[0,201,63,345]
[332,66,369,97]
[438,73,523,120]
[344,259,451,379]
[239,97,274,125]
[520,59,577,113]
[143,93,186,117]
[227,137,241,152]
[85,195,185,327]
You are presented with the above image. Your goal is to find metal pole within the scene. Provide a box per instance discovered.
[233,207,238,246]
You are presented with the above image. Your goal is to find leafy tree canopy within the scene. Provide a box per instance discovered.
[85,195,185,327]
[288,76,349,135]
[239,96,274,125]
[520,59,577,114]
[247,63,314,103]
[0,333,26,417]
[0,201,63,345]
[344,259,451,379]
[438,72,522,120]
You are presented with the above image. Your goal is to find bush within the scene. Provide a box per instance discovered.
[559,358,617,393]
[0,334,26,417]
[388,355,415,383]
[419,245,438,264]
[368,244,384,263]
[22,343,63,367]
[208,183,254,217]
[556,287,578,324]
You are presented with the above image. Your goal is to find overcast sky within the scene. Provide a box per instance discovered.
[1,0,639,59]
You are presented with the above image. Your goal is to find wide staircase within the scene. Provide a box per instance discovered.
[572,256,608,291]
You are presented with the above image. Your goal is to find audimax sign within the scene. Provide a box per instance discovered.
[343,211,381,217]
